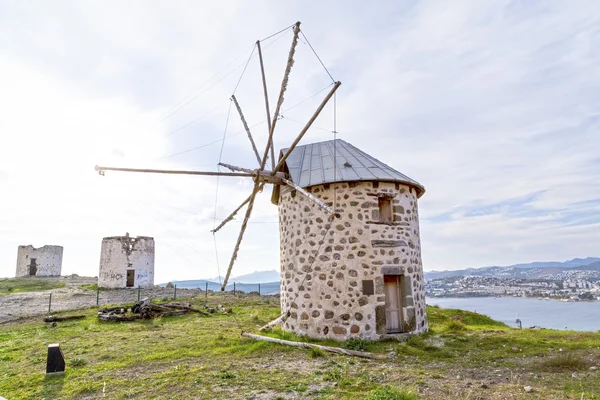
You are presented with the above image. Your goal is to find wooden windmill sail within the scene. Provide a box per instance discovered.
[95,22,341,290]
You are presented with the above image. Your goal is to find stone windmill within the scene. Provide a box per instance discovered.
[95,22,341,291]
[96,22,428,341]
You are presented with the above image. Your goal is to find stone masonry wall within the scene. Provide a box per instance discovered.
[15,245,63,277]
[278,180,427,340]
[98,235,155,289]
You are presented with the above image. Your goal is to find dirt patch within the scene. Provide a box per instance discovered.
[0,276,209,324]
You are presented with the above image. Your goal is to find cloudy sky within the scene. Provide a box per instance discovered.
[0,0,598,283]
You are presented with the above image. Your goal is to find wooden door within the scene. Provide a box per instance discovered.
[384,275,403,333]
[126,270,135,287]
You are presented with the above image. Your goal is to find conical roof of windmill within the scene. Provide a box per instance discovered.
[272,139,424,204]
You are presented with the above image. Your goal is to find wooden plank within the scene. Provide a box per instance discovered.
[241,332,388,360]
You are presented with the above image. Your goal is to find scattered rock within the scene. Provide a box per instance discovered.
[571,373,577,378]
[590,366,598,371]
[481,384,489,389]
[524,386,533,393]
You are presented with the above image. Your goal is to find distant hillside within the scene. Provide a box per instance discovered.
[159,279,280,295]
[425,257,600,279]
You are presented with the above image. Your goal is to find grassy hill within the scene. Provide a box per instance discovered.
[0,277,66,295]
[0,294,599,399]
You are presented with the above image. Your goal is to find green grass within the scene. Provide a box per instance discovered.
[365,385,419,400]
[0,277,65,295]
[0,298,599,399]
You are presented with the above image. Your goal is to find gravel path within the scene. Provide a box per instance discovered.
[0,276,207,324]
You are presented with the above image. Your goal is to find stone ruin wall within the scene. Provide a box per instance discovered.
[98,236,155,288]
[15,245,63,277]
[278,180,427,340]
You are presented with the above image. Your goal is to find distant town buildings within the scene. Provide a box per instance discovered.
[426,274,600,301]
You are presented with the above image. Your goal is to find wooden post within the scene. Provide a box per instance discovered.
[205,282,208,298]
[174,284,177,300]
[233,282,236,296]
[258,283,261,296]
[96,286,99,306]
[48,293,52,314]
[138,286,141,302]
[241,332,387,360]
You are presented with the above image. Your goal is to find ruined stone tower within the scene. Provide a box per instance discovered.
[15,245,63,277]
[98,233,155,289]
[272,139,427,340]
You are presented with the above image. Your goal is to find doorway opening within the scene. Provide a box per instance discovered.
[28,258,37,276]
[384,275,404,333]
[126,270,135,287]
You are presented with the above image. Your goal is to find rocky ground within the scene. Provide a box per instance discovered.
[0,275,207,324]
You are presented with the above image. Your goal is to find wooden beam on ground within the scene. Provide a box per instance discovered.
[44,315,86,323]
[273,81,341,174]
[282,178,334,215]
[231,95,262,166]
[241,332,388,360]
[95,166,253,178]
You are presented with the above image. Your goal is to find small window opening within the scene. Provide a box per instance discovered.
[378,197,393,223]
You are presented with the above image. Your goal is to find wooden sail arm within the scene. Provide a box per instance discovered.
[256,40,274,170]
[231,95,262,166]
[221,181,261,290]
[260,21,301,171]
[218,163,286,184]
[210,189,259,234]
[272,81,341,175]
[95,165,253,178]
[282,178,334,215]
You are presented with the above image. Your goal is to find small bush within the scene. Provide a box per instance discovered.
[536,354,590,372]
[343,338,369,351]
[406,335,427,350]
[216,371,235,379]
[365,385,419,400]
[324,368,342,382]
[444,320,467,332]
[310,347,326,358]
[70,358,88,367]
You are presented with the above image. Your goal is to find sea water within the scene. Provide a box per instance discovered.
[427,297,600,332]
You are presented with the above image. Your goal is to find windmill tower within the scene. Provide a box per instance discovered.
[95,21,428,340]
